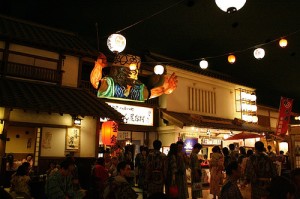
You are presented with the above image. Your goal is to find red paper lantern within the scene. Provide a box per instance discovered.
[101,121,118,145]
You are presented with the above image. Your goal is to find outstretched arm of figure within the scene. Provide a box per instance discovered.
[148,72,178,99]
[90,53,107,89]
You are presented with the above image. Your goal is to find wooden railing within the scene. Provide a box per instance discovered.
[80,80,159,106]
[1,61,62,83]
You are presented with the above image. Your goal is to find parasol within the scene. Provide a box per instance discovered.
[225,132,263,140]
[225,131,264,146]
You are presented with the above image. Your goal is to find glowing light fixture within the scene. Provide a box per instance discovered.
[215,0,247,13]
[199,59,208,69]
[129,63,137,71]
[279,38,288,48]
[228,54,236,64]
[206,129,211,135]
[107,33,126,53]
[253,48,265,59]
[73,117,81,125]
[154,64,164,75]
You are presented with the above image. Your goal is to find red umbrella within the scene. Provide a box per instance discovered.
[225,132,264,140]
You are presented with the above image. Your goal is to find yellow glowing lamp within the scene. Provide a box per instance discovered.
[279,38,288,48]
[228,54,236,64]
[101,121,118,145]
[129,63,137,71]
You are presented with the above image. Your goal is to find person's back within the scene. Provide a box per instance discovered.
[245,141,277,199]
[10,163,31,197]
[145,140,166,197]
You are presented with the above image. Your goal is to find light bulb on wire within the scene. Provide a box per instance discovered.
[228,54,236,64]
[253,48,265,60]
[279,38,288,48]
[154,64,164,75]
[199,59,208,69]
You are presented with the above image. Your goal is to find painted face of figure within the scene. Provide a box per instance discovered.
[128,67,139,80]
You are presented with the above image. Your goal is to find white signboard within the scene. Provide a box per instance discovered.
[107,102,154,126]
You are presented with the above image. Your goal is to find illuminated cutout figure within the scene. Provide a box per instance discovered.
[90,53,177,101]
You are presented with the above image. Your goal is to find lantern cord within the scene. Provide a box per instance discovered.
[116,0,185,34]
[95,22,100,51]
[142,28,300,65]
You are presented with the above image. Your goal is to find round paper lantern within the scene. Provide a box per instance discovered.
[154,64,164,75]
[253,48,265,59]
[199,59,208,69]
[215,0,247,13]
[279,38,288,48]
[107,33,126,53]
[228,54,236,64]
[101,121,118,145]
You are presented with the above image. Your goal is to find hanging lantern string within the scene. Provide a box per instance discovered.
[142,28,300,65]
[115,0,185,34]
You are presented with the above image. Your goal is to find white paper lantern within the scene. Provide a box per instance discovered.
[215,0,247,13]
[107,33,126,53]
[250,94,257,101]
[253,48,265,59]
[199,59,208,69]
[154,65,164,75]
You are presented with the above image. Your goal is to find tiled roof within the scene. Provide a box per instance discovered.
[0,78,124,121]
[0,15,99,57]
[161,109,273,133]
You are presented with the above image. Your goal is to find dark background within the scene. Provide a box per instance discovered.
[1,0,300,112]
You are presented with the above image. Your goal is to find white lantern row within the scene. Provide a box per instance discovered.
[241,103,257,112]
[241,92,256,101]
[242,115,258,123]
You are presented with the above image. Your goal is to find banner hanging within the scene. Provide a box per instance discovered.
[276,97,293,135]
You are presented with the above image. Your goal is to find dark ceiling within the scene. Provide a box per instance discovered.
[1,0,300,112]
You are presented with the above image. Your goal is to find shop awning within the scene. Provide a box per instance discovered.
[0,78,124,121]
[160,109,273,133]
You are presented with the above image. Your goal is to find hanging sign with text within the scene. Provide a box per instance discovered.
[276,97,293,135]
[107,102,154,126]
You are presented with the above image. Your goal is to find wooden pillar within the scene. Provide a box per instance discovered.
[0,108,11,186]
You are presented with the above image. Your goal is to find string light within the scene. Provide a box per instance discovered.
[199,59,208,69]
[154,65,164,75]
[104,0,300,69]
[228,54,236,64]
[253,48,265,60]
[279,38,288,48]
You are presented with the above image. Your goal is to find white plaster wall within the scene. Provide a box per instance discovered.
[158,132,177,148]
[9,109,72,126]
[132,132,144,146]
[5,126,36,154]
[148,132,157,149]
[40,127,66,157]
[9,44,58,59]
[79,116,97,157]
[8,44,58,69]
[61,55,79,87]
[164,66,254,119]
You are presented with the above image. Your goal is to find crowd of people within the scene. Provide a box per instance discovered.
[5,140,300,199]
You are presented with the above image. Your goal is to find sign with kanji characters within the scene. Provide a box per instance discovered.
[106,102,153,126]
[276,97,293,135]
